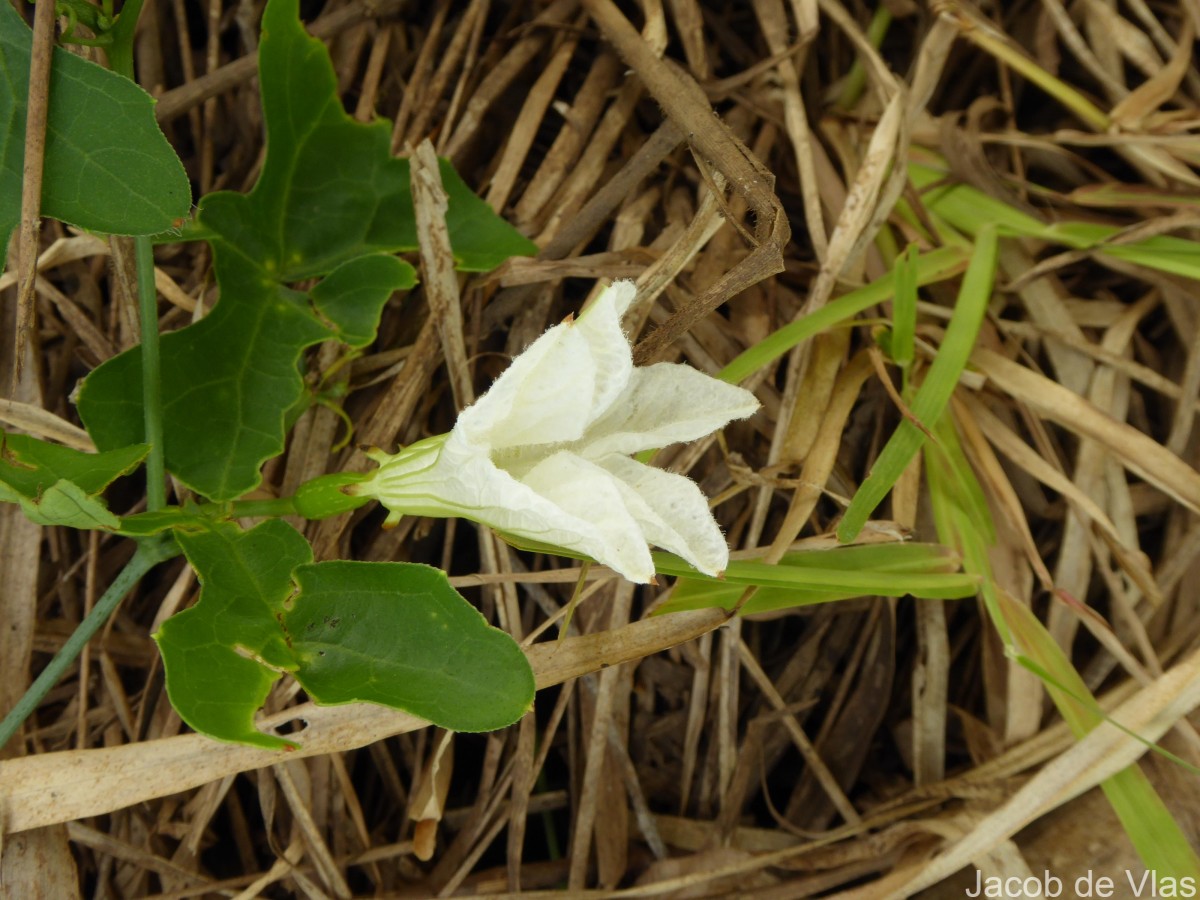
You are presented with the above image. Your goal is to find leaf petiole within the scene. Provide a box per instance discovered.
[218,497,299,518]
[135,235,166,511]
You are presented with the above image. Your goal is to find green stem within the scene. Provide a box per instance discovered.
[104,0,143,80]
[135,235,166,511]
[0,0,177,756]
[0,536,177,752]
[836,5,891,111]
[105,2,165,512]
[224,498,298,518]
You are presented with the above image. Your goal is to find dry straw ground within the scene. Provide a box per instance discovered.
[3,0,1200,896]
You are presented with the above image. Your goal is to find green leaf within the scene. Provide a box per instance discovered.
[157,520,308,751]
[76,0,534,500]
[0,431,147,529]
[911,161,1200,282]
[15,480,119,529]
[310,256,416,348]
[0,0,189,257]
[285,562,535,732]
[837,226,998,542]
[889,243,919,370]
[78,267,391,500]
[655,543,977,615]
[0,431,146,495]
[924,412,1005,634]
[433,160,541,272]
[924,410,1200,877]
[1000,592,1200,877]
[718,245,969,385]
[156,519,533,747]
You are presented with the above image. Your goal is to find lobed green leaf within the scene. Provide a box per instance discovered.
[0,431,147,529]
[285,562,535,733]
[156,519,534,748]
[77,0,534,501]
[156,520,306,750]
[0,0,189,257]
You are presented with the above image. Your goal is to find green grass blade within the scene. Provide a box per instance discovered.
[718,245,968,385]
[928,408,1200,880]
[998,591,1200,880]
[653,542,978,615]
[910,162,1049,238]
[924,413,1006,638]
[838,226,998,542]
[890,243,919,371]
[911,162,1200,281]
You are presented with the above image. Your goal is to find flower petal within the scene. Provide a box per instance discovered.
[456,321,595,450]
[520,451,656,582]
[360,438,664,582]
[456,281,637,451]
[578,363,759,458]
[596,455,730,576]
[574,281,636,419]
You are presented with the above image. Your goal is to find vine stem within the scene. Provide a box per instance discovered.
[108,12,167,514]
[0,537,177,751]
[0,0,171,752]
[136,234,166,511]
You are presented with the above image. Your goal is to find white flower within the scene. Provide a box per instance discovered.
[351,281,759,583]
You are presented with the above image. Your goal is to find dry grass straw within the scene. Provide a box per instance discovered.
[4,0,1200,896]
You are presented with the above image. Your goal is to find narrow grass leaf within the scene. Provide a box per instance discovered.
[838,226,998,542]
[924,412,1007,638]
[926,407,1200,880]
[997,591,1200,880]
[912,161,1200,281]
[890,243,919,370]
[654,542,978,614]
[718,245,968,385]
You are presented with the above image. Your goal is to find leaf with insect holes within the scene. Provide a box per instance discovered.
[76,0,535,502]
[156,519,534,749]
[0,0,188,258]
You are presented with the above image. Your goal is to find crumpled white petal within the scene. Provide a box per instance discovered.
[456,323,596,450]
[456,281,639,451]
[594,455,731,577]
[353,280,759,584]
[571,279,636,417]
[521,451,655,582]
[577,363,761,459]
